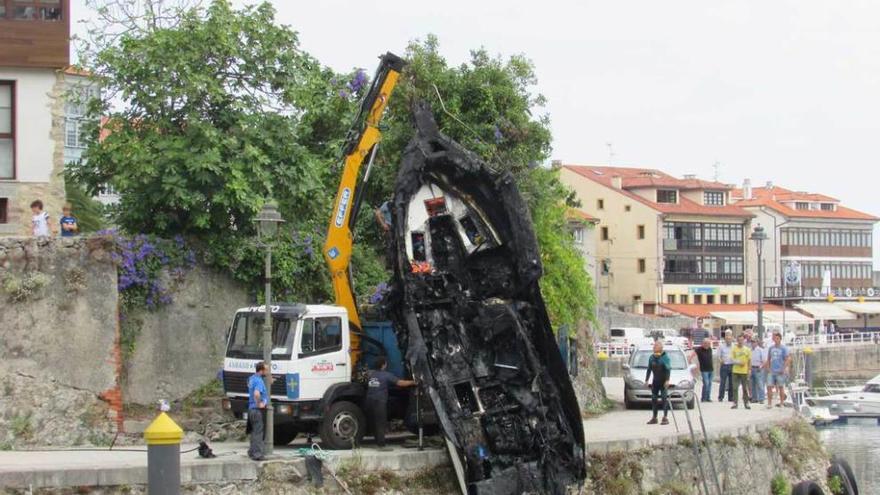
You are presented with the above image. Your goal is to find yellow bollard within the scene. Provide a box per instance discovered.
[144,412,184,495]
[597,351,609,377]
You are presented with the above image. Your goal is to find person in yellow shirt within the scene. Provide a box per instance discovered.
[731,334,752,410]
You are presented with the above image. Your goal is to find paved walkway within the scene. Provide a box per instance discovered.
[0,379,795,488]
[583,377,794,453]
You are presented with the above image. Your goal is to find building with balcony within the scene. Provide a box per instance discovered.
[731,180,879,304]
[560,164,754,314]
[0,0,72,234]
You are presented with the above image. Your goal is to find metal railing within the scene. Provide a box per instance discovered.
[788,331,880,347]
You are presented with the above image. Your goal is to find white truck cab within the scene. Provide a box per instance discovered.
[221,303,421,449]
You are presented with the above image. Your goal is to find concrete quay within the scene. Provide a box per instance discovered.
[0,378,793,490]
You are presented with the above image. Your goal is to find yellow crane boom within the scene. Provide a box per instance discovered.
[322,52,404,368]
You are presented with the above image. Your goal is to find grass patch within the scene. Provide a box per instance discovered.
[2,272,50,302]
[10,414,33,440]
[588,451,644,495]
[648,480,693,495]
[336,451,403,495]
[770,473,790,495]
[181,378,224,414]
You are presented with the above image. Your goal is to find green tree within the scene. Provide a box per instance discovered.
[63,180,106,233]
[68,0,361,302]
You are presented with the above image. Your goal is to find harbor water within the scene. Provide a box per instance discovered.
[817,417,880,493]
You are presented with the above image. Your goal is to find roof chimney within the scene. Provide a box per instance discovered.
[551,159,562,169]
[743,178,752,200]
[611,175,623,189]
[683,174,696,180]
[765,180,774,190]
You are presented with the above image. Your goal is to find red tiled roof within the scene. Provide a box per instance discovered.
[565,208,599,223]
[731,186,878,221]
[660,303,786,319]
[563,165,753,218]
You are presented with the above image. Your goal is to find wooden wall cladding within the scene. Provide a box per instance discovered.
[0,0,70,69]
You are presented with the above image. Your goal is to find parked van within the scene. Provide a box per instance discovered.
[651,328,690,349]
[609,327,651,350]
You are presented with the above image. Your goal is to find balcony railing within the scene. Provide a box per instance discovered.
[664,272,744,285]
[764,285,880,299]
[663,239,743,253]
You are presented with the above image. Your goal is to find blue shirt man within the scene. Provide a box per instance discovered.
[247,362,268,461]
[765,333,791,408]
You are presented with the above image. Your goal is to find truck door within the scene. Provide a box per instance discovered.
[295,315,349,400]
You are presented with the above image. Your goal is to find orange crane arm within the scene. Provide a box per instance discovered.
[322,52,404,368]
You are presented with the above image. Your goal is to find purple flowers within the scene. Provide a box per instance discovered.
[369,282,390,304]
[108,232,197,311]
[348,69,367,93]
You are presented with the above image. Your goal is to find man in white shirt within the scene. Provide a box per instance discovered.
[750,338,767,403]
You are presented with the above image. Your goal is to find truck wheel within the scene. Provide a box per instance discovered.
[320,401,365,450]
[273,425,298,446]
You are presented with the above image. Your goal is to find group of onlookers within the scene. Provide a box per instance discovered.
[690,330,792,409]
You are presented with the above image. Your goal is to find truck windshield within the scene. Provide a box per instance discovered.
[226,313,295,359]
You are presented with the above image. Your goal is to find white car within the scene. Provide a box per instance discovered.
[651,328,689,349]
[609,327,651,351]
[622,345,696,409]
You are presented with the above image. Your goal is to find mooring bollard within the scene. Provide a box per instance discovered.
[144,412,184,495]
[597,351,609,377]
[803,347,814,386]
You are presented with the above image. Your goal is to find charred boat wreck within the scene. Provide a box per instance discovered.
[387,103,586,494]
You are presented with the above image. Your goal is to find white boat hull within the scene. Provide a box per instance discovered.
[808,393,880,416]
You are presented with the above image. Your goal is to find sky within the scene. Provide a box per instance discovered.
[71,0,880,265]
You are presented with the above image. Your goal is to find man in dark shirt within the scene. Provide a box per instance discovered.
[690,338,714,402]
[365,356,417,451]
[645,341,672,425]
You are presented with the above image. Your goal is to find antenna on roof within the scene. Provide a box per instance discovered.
[606,142,615,166]
[713,161,721,181]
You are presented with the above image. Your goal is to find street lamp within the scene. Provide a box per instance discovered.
[750,225,768,340]
[254,201,284,454]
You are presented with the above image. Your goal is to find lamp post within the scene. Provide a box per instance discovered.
[255,201,284,454]
[750,225,768,340]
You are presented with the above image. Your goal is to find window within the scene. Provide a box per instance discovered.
[572,227,584,244]
[679,294,688,304]
[795,202,810,211]
[707,295,715,304]
[226,314,295,359]
[0,197,7,223]
[597,199,604,210]
[0,82,12,179]
[601,259,610,275]
[625,205,631,212]
[638,258,646,273]
[300,317,343,355]
[667,294,676,304]
[657,189,678,203]
[821,203,835,211]
[6,0,61,20]
[694,294,703,304]
[704,191,724,206]
[637,225,645,239]
[733,295,742,304]
[720,294,729,304]
[601,226,609,241]
[633,295,642,303]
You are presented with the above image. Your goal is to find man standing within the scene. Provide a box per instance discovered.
[690,338,714,402]
[247,362,268,461]
[750,338,767,404]
[731,334,752,409]
[646,341,672,425]
[365,357,417,451]
[766,332,792,408]
[717,331,735,402]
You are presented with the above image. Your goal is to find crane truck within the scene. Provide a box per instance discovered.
[220,53,423,449]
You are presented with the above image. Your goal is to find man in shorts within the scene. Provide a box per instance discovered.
[765,332,791,408]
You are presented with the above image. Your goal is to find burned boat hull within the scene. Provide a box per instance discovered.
[388,103,586,494]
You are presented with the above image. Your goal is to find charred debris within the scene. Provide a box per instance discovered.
[386,102,586,494]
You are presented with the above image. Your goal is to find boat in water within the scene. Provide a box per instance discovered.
[806,375,880,417]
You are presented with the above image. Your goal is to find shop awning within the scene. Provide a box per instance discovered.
[765,311,814,325]
[838,301,880,315]
[709,311,758,325]
[793,302,859,320]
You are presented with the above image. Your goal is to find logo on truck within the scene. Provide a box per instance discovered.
[311,360,335,375]
[334,188,351,227]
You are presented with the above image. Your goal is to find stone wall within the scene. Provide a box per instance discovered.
[588,419,831,494]
[0,236,120,446]
[124,266,250,404]
[595,307,694,339]
[0,236,250,446]
[806,343,880,382]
